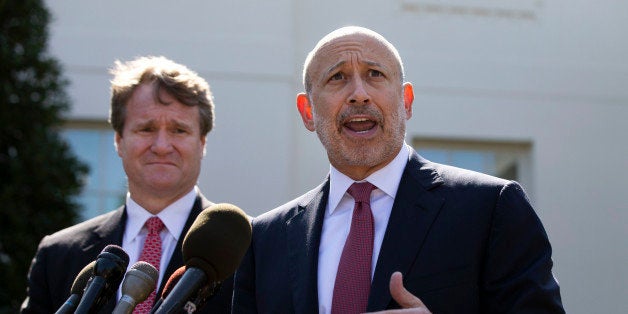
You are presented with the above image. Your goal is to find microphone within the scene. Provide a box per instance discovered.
[154,203,251,314]
[112,261,159,314]
[74,244,130,314]
[149,266,186,314]
[54,261,95,314]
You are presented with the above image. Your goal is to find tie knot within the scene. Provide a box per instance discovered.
[144,216,164,234]
[347,182,376,203]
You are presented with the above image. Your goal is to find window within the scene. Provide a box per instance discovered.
[62,124,126,220]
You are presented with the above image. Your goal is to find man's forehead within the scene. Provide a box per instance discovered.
[302,27,404,89]
[310,34,396,71]
[132,115,195,125]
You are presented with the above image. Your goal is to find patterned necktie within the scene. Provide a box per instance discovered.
[133,216,164,314]
[331,182,377,314]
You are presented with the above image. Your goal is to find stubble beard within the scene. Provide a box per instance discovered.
[314,103,407,170]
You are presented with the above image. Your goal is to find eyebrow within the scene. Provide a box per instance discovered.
[323,60,386,79]
[324,61,347,79]
[364,60,383,68]
[171,120,193,130]
[133,119,155,129]
[132,119,193,130]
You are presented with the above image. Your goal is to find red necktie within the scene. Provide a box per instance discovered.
[133,216,164,314]
[332,182,377,314]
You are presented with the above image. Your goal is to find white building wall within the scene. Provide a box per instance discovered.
[46,0,628,313]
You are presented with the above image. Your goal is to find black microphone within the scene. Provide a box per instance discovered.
[54,261,95,314]
[112,261,159,314]
[180,273,221,314]
[154,203,251,314]
[149,266,186,314]
[74,244,130,314]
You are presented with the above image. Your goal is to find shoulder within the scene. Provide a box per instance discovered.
[410,152,513,191]
[253,181,325,227]
[432,161,509,187]
[254,189,313,225]
[38,208,123,251]
[413,154,537,225]
[405,152,533,214]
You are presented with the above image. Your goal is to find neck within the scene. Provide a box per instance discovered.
[335,159,393,181]
[128,187,193,215]
[333,146,404,181]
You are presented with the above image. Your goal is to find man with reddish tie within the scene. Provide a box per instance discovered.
[22,56,232,314]
[233,26,565,313]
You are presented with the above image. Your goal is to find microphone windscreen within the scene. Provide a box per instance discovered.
[71,261,96,295]
[161,266,186,298]
[102,244,130,266]
[130,261,159,283]
[122,261,158,298]
[93,244,129,283]
[182,203,251,282]
[131,261,159,282]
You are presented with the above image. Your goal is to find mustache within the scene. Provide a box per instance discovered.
[337,107,383,125]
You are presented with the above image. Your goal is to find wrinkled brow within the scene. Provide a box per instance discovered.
[324,60,384,78]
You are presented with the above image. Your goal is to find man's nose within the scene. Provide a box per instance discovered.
[346,77,370,105]
[151,129,173,154]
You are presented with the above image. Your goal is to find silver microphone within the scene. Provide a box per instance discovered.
[112,261,159,314]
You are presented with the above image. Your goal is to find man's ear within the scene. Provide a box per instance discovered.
[114,132,123,157]
[297,93,315,131]
[402,82,414,119]
[200,135,207,157]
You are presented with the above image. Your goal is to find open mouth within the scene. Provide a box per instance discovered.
[148,161,176,166]
[343,117,377,134]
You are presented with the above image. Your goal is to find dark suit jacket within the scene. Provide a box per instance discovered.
[233,152,564,313]
[21,193,233,314]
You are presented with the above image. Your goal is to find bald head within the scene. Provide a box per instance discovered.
[302,26,405,93]
[295,26,414,180]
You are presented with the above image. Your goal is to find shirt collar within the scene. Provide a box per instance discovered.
[124,186,198,243]
[328,143,411,215]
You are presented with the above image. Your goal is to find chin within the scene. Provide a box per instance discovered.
[335,150,380,167]
[146,177,180,189]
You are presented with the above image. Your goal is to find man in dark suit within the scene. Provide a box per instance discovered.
[22,56,232,313]
[232,26,565,313]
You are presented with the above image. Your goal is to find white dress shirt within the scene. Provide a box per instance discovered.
[120,186,198,294]
[317,144,411,314]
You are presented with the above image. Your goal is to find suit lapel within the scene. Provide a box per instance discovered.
[155,194,212,299]
[368,152,445,311]
[85,206,127,253]
[286,180,329,314]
